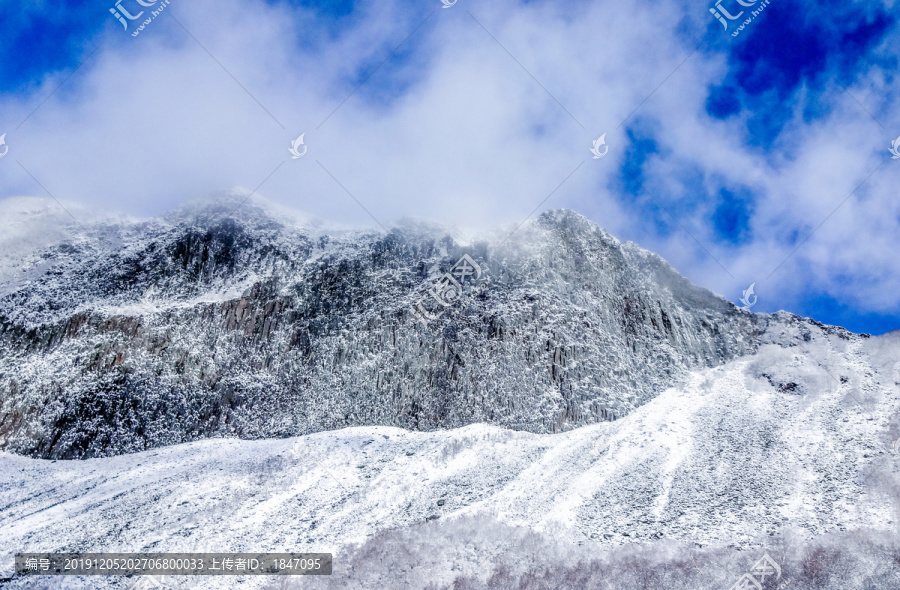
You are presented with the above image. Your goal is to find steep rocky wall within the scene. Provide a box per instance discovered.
[0,203,851,458]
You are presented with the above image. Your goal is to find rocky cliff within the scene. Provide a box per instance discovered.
[0,198,856,458]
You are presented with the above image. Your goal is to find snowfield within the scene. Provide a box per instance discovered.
[2,333,898,589]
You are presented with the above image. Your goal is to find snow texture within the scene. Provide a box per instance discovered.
[1,332,898,588]
[1,198,898,589]
[0,197,816,459]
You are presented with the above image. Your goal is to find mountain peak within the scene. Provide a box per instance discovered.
[0,202,842,459]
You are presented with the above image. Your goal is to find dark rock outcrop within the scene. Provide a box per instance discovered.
[0,200,853,458]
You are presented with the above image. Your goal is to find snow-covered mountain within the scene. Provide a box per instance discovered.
[0,196,831,460]
[1,330,898,588]
[1,197,898,589]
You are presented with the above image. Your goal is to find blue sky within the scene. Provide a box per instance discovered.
[1,0,899,334]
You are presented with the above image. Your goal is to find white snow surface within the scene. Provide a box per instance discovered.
[1,335,899,588]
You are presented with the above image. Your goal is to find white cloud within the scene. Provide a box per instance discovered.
[1,0,898,327]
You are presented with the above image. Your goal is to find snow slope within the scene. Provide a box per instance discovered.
[2,332,898,588]
[1,197,786,459]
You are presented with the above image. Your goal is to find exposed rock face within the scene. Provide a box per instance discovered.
[0,200,855,458]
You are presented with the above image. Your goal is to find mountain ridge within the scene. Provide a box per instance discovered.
[0,198,857,458]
